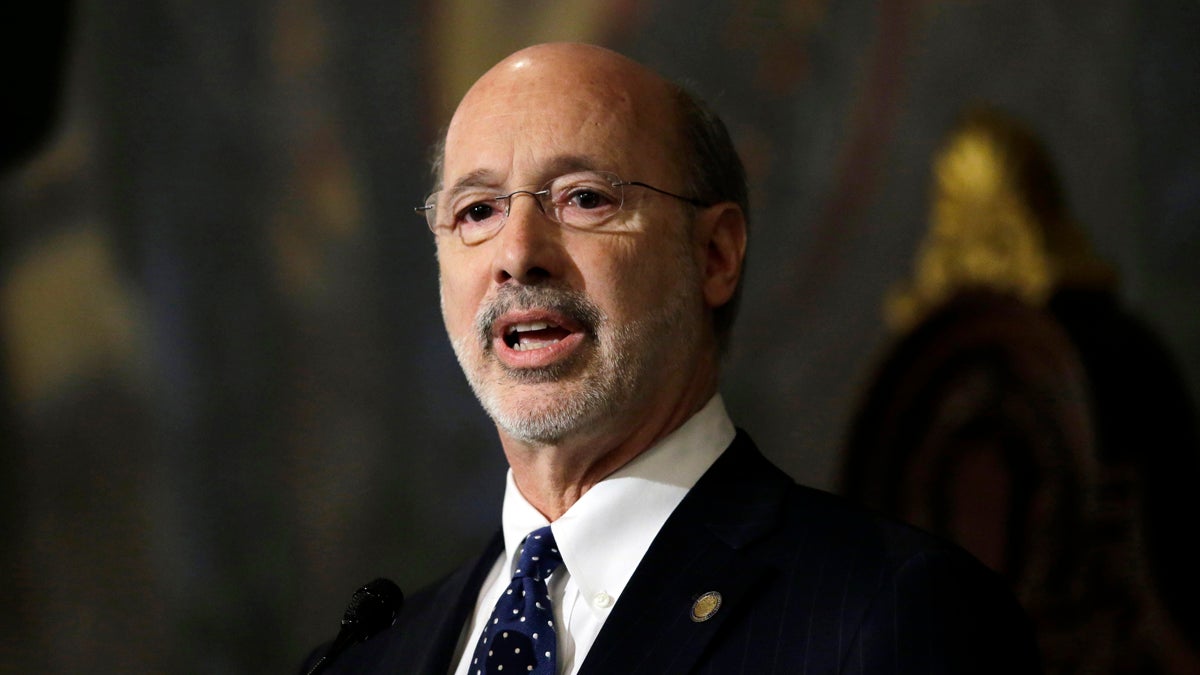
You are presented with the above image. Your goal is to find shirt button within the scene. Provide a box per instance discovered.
[593,592,614,609]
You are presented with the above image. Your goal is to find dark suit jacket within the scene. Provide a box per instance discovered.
[306,431,1041,674]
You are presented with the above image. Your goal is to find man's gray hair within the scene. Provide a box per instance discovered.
[670,83,749,354]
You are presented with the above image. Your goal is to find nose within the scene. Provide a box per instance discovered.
[490,192,565,285]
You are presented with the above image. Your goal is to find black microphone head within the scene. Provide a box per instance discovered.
[341,578,403,641]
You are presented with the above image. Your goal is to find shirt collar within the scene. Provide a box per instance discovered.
[500,394,735,613]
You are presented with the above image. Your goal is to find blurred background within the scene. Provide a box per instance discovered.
[2,0,1197,672]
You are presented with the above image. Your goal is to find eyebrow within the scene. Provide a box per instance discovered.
[446,169,502,195]
[445,155,606,195]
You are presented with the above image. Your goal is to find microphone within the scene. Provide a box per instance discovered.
[306,578,404,675]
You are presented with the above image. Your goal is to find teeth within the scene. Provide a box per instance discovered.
[513,338,561,351]
[503,320,564,351]
[507,321,553,335]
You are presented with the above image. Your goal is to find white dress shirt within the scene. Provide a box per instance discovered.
[450,395,736,675]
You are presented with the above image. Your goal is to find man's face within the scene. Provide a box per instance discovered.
[435,47,712,446]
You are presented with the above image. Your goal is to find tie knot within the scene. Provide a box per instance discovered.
[514,526,562,581]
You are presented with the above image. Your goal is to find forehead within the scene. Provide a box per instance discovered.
[441,50,682,187]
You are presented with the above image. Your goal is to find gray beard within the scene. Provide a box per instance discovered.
[449,276,699,445]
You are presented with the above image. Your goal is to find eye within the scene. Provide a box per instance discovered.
[550,172,622,225]
[566,188,613,210]
[450,194,505,231]
[462,201,497,223]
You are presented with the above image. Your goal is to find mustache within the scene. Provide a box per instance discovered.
[475,285,603,347]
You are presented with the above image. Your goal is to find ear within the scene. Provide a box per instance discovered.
[693,202,747,309]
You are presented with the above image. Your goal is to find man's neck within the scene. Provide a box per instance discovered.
[500,383,717,521]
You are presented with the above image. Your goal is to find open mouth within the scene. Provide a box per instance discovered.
[503,320,573,352]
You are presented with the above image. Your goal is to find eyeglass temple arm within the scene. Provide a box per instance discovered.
[621,181,709,207]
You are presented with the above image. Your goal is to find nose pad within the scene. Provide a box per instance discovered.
[501,189,550,219]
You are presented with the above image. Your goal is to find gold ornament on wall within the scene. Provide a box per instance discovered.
[886,107,1116,333]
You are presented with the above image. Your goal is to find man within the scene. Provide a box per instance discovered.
[306,42,1041,674]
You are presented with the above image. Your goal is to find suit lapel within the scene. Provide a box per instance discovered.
[578,432,792,675]
[426,531,505,673]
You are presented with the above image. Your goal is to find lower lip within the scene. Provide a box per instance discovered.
[493,330,587,369]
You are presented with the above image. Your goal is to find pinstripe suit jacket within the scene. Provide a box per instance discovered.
[307,431,1041,674]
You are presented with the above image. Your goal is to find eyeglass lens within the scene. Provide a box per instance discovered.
[425,171,626,243]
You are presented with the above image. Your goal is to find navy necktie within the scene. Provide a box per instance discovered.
[471,526,563,675]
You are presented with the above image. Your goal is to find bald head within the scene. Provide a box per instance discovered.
[441,43,689,194]
[454,43,679,132]
[465,42,673,106]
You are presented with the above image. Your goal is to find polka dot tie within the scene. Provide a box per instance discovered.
[470,526,563,675]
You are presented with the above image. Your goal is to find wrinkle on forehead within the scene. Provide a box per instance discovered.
[447,155,609,194]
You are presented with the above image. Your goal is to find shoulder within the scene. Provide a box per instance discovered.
[696,432,1042,672]
[705,429,976,566]
[750,436,1023,612]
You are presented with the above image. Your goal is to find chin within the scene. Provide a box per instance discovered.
[457,337,631,446]
[484,389,600,445]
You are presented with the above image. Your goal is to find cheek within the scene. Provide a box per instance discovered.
[582,234,689,318]
[574,240,638,308]
[437,250,485,336]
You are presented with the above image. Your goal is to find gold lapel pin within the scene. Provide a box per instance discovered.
[690,591,722,622]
